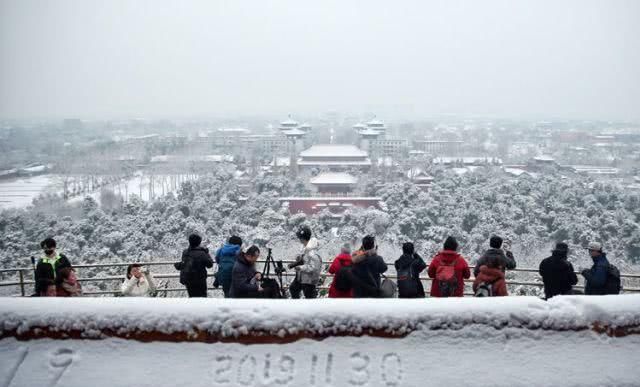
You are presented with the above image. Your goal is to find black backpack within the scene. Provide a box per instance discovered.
[605,264,622,294]
[334,265,354,292]
[397,261,419,298]
[261,278,283,298]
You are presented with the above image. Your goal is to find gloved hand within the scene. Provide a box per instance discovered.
[581,268,590,277]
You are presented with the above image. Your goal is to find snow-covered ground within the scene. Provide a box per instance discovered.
[0,175,56,209]
[1,296,639,386]
[0,172,197,209]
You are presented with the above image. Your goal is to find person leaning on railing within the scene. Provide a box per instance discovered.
[121,264,157,297]
[34,237,72,296]
[174,234,214,298]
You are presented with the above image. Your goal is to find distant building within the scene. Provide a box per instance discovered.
[279,196,383,215]
[298,144,372,170]
[433,157,503,166]
[310,172,357,194]
[412,140,463,156]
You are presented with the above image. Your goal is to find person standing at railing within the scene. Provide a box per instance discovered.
[288,226,322,299]
[230,245,264,298]
[428,236,471,297]
[214,236,243,298]
[473,236,516,278]
[395,242,427,298]
[328,243,354,298]
[472,255,508,297]
[581,242,620,295]
[351,235,388,298]
[539,243,579,299]
[174,234,213,298]
[121,264,157,297]
[56,267,83,297]
[34,237,72,296]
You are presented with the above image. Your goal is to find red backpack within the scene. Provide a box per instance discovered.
[435,257,458,297]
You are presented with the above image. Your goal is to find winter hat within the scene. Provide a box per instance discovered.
[296,226,312,242]
[490,235,503,249]
[553,242,569,252]
[341,243,352,254]
[402,242,415,255]
[587,242,603,252]
[228,235,242,246]
[188,234,202,248]
[362,235,375,251]
[443,236,458,251]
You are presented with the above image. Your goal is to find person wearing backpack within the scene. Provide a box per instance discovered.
[473,235,516,277]
[214,235,243,298]
[35,237,72,296]
[427,236,470,297]
[174,234,214,297]
[539,242,579,299]
[581,242,619,295]
[328,243,354,298]
[394,242,427,298]
[351,235,388,298]
[473,255,508,297]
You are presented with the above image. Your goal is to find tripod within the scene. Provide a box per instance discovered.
[261,248,286,298]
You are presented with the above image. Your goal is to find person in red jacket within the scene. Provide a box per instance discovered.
[427,236,471,297]
[472,255,508,296]
[328,243,354,298]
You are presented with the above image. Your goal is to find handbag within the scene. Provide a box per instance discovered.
[380,274,397,298]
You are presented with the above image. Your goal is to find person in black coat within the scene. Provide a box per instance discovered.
[539,242,578,299]
[35,237,72,296]
[394,242,427,298]
[351,235,388,298]
[229,246,263,298]
[174,234,213,297]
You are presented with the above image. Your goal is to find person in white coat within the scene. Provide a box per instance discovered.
[121,264,157,297]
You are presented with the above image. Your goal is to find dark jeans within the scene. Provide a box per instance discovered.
[186,282,208,298]
[289,278,317,299]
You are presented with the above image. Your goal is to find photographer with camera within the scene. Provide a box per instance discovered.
[288,226,322,299]
[229,245,264,298]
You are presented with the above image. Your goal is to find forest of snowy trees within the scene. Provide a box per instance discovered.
[1,164,639,294]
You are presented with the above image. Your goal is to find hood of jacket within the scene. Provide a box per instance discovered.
[396,253,417,268]
[303,237,319,254]
[188,246,209,254]
[483,248,506,260]
[352,248,377,264]
[551,250,568,260]
[220,243,241,257]
[477,265,505,281]
[435,250,463,265]
[591,253,608,264]
[335,253,353,265]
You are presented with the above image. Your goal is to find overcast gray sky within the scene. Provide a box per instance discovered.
[1,0,639,120]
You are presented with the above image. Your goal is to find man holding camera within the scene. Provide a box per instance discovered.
[288,226,322,299]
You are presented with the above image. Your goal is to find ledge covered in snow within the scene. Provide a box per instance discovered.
[2,296,640,343]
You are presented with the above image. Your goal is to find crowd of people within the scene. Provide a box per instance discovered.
[32,228,622,299]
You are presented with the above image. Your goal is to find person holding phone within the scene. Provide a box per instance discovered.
[121,264,158,297]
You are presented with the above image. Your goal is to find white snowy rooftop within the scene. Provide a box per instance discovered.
[217,127,250,133]
[358,128,381,136]
[310,172,357,185]
[533,155,555,162]
[366,118,385,126]
[433,157,503,165]
[283,129,306,136]
[352,123,366,129]
[300,144,368,158]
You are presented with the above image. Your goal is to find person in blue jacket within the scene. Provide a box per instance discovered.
[215,235,242,297]
[581,242,609,295]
